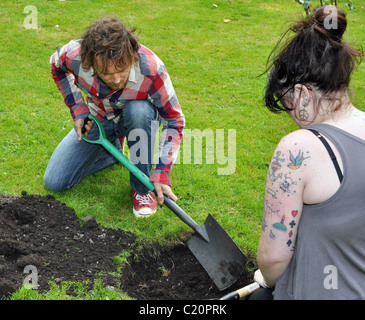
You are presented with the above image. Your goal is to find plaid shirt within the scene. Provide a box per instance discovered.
[50,40,185,185]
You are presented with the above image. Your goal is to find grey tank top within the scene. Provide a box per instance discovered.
[274,123,365,300]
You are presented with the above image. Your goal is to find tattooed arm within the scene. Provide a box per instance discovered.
[257,132,311,287]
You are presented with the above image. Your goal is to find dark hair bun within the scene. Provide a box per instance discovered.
[263,6,363,113]
[312,5,347,41]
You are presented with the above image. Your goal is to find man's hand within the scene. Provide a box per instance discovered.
[74,117,94,141]
[152,182,178,205]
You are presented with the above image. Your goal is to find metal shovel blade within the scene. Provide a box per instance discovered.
[187,214,247,291]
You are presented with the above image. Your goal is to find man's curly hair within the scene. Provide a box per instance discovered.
[80,17,139,73]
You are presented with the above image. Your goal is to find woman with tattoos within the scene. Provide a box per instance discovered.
[252,6,364,299]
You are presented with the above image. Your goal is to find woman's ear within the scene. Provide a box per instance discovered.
[290,84,315,127]
[293,84,311,103]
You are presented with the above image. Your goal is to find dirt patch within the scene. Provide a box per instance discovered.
[0,193,254,300]
[121,243,255,300]
[0,192,136,298]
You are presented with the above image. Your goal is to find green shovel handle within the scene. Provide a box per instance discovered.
[82,114,154,191]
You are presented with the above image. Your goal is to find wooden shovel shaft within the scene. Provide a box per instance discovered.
[219,282,260,300]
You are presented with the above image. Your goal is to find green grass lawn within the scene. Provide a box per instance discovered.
[1,0,364,299]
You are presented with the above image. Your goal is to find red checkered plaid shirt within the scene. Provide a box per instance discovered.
[50,40,185,186]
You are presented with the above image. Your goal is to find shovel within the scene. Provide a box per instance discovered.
[82,114,247,291]
[219,282,260,300]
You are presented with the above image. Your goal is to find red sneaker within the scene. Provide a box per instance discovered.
[132,189,157,218]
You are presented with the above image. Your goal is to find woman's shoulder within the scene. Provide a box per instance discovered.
[274,128,330,174]
[276,129,319,151]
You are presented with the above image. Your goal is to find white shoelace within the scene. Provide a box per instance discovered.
[135,193,152,205]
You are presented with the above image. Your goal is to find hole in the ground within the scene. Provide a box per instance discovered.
[121,242,255,300]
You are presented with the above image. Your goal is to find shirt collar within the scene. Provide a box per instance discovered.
[128,65,137,84]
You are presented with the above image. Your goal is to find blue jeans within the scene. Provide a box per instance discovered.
[44,100,160,195]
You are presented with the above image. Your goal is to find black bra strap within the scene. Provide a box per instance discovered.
[307,129,343,183]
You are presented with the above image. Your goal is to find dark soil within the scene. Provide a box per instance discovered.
[121,243,255,300]
[0,193,254,300]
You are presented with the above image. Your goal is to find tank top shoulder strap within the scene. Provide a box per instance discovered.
[306,128,343,183]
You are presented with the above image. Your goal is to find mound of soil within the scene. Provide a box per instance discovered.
[0,193,254,300]
[0,192,136,298]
